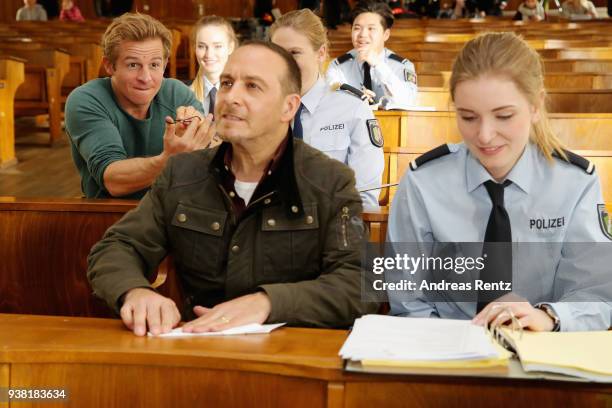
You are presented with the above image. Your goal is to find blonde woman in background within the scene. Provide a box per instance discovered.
[270,9,384,207]
[189,16,238,117]
[387,32,611,332]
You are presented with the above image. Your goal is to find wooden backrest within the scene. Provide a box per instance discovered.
[0,56,24,167]
[414,59,612,75]
[0,198,182,317]
[418,72,612,90]
[376,111,612,152]
[415,87,612,113]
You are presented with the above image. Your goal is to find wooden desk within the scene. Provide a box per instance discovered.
[1,314,610,408]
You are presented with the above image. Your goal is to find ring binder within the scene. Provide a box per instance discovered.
[485,305,523,354]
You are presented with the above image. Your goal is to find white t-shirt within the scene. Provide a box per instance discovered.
[234,180,258,205]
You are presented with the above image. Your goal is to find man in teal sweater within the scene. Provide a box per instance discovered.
[66,13,212,199]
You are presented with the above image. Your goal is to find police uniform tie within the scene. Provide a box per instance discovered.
[293,102,305,140]
[208,86,217,118]
[477,179,513,313]
[363,61,373,92]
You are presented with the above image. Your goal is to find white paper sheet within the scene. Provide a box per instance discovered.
[148,323,286,338]
[340,315,500,362]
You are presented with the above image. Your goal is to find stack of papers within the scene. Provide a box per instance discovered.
[148,323,285,338]
[340,315,509,373]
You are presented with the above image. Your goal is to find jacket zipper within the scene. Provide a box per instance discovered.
[341,206,349,248]
[248,191,276,208]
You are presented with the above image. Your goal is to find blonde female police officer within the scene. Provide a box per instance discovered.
[326,0,418,108]
[189,16,237,117]
[387,33,611,332]
[270,9,384,207]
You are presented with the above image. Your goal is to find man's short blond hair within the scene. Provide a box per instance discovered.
[102,13,172,64]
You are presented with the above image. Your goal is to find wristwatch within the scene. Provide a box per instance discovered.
[537,304,561,332]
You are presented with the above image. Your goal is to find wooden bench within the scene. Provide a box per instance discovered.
[0,48,70,145]
[418,71,612,90]
[413,58,612,75]
[0,56,24,168]
[165,20,197,80]
[0,197,180,317]
[11,36,103,82]
[375,110,612,151]
[415,87,612,113]
[0,40,89,103]
[3,24,182,80]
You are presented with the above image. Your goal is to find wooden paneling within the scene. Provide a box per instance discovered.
[0,198,182,317]
[343,380,612,408]
[0,364,8,408]
[11,364,327,408]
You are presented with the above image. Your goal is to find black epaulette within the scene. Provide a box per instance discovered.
[389,53,407,63]
[554,149,595,174]
[410,144,451,171]
[336,53,353,64]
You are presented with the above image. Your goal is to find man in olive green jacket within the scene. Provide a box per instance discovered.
[87,41,378,336]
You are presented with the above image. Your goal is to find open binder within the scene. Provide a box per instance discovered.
[341,314,612,383]
[495,327,612,383]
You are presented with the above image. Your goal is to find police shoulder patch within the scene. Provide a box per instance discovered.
[597,204,612,240]
[404,70,417,84]
[366,119,384,148]
[410,144,451,171]
[553,149,595,174]
[336,53,353,64]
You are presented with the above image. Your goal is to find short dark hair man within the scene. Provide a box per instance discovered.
[326,0,418,107]
[87,41,377,336]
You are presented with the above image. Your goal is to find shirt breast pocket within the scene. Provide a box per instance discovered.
[527,214,567,239]
[259,203,321,282]
[314,129,350,161]
[169,203,227,274]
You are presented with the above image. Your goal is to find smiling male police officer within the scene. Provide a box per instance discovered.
[87,41,377,336]
[326,0,418,107]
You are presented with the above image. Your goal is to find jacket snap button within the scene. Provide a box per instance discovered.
[264,198,271,205]
[291,205,299,213]
[267,219,276,227]
[177,213,187,223]
[229,191,236,198]
[211,222,220,231]
[306,215,314,224]
[231,245,240,253]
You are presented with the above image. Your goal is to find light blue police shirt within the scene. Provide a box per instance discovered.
[386,142,612,331]
[294,77,384,208]
[325,48,418,107]
[191,75,218,116]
